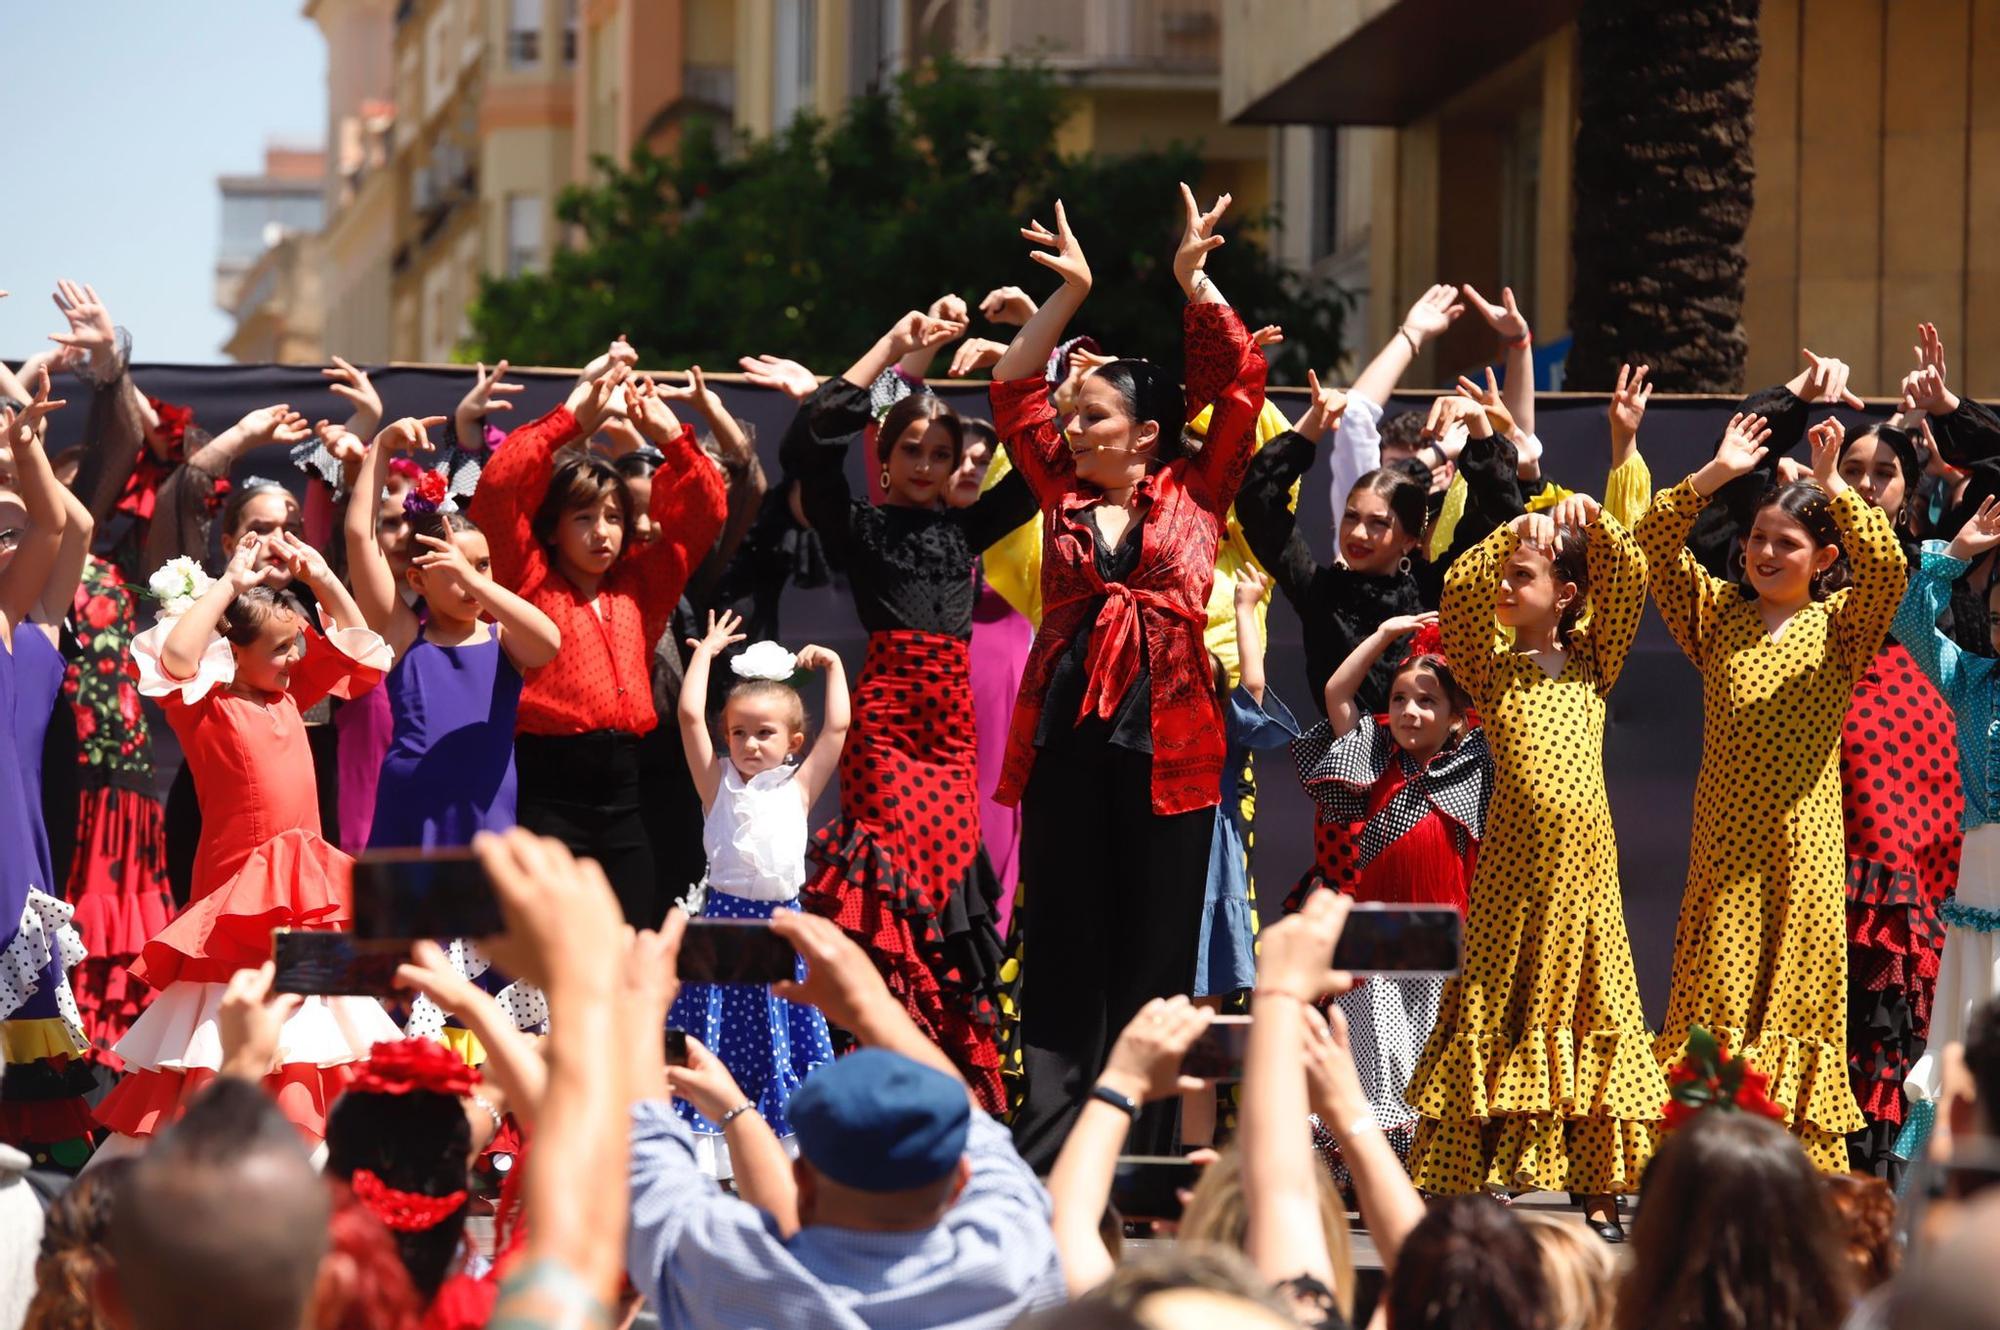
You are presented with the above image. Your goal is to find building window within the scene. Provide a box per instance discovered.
[506,194,544,276]
[563,0,578,64]
[507,0,541,67]
[773,0,818,127]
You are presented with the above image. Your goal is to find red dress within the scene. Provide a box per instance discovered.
[94,616,402,1143]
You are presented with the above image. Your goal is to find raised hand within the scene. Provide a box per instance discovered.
[1453,367,1517,440]
[269,529,334,586]
[47,278,117,368]
[1378,610,1439,640]
[1790,348,1866,409]
[627,374,685,441]
[1693,411,1775,499]
[223,533,288,593]
[1609,363,1652,451]
[1424,393,1489,444]
[948,338,1008,378]
[395,938,483,1016]
[1459,283,1529,342]
[768,907,896,1034]
[1254,888,1353,1005]
[10,365,67,443]
[1906,363,1955,416]
[1096,996,1214,1104]
[1023,199,1091,291]
[1510,510,1558,553]
[1233,564,1271,610]
[885,310,967,360]
[1947,495,2000,562]
[236,403,312,447]
[1293,367,1348,440]
[657,364,726,420]
[321,355,383,431]
[1549,492,1602,531]
[1917,321,1952,391]
[1807,416,1847,493]
[667,1035,752,1123]
[1173,181,1230,296]
[373,414,445,455]
[737,354,819,401]
[687,607,746,658]
[1400,283,1464,349]
[1251,324,1285,349]
[412,530,482,584]
[978,285,1038,327]
[568,363,629,437]
[927,293,970,327]
[216,962,304,1081]
[459,359,526,422]
[793,643,838,672]
[475,827,628,995]
[314,420,368,474]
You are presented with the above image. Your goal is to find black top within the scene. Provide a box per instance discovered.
[782,379,1037,639]
[1236,429,1525,715]
[1035,520,1152,753]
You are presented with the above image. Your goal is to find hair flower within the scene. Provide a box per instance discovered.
[349,1037,483,1099]
[1659,1025,1788,1131]
[403,469,451,515]
[147,556,214,619]
[731,641,799,682]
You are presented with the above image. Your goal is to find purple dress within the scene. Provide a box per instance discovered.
[1,627,83,1037]
[366,633,523,850]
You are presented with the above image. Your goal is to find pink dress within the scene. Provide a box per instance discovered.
[969,579,1032,932]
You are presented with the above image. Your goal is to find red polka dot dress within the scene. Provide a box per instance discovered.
[1637,478,1909,1174]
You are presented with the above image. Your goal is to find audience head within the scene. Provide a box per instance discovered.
[1383,1196,1548,1330]
[877,393,963,508]
[99,1079,330,1330]
[1071,360,1188,487]
[532,445,633,584]
[787,1048,972,1231]
[323,1039,478,1301]
[1619,1110,1852,1330]
[218,583,312,694]
[1516,1212,1614,1330]
[400,508,491,626]
[1820,1172,1898,1293]
[611,449,662,548]
[1496,521,1588,643]
[1378,409,1428,463]
[946,418,1000,509]
[1890,1189,2000,1330]
[310,1180,423,1330]
[1178,1144,1354,1326]
[25,1157,130,1330]
[1019,1245,1297,1330]
[1340,467,1428,576]
[1746,480,1849,605]
[1837,422,1921,532]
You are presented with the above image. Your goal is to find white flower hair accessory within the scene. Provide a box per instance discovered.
[730,640,799,682]
[147,556,214,618]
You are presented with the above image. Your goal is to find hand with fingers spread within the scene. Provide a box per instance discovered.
[217,961,305,1082]
[1398,284,1464,354]
[1251,324,1284,349]
[321,355,383,435]
[1174,182,1231,300]
[1425,394,1490,445]
[1095,996,1214,1105]
[1609,363,1653,460]
[885,309,968,360]
[373,414,446,455]
[568,363,630,438]
[737,354,819,401]
[1807,417,1848,495]
[235,403,313,448]
[1292,368,1347,440]
[1946,495,2000,562]
[1453,367,1517,440]
[1693,411,1775,498]
[686,607,746,660]
[1234,564,1271,612]
[10,366,67,444]
[978,285,1038,327]
[1253,888,1354,1005]
[1787,348,1866,409]
[47,278,118,372]
[948,338,1009,378]
[1459,282,1529,343]
[656,364,726,420]
[1023,199,1092,293]
[627,374,686,443]
[459,359,526,439]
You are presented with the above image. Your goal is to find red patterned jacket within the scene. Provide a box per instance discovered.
[988,302,1267,815]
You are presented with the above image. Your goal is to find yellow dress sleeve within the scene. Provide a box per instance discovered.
[1602,447,1653,531]
[1427,473,1470,561]
[1827,487,1909,678]
[1577,512,1648,695]
[1634,478,1731,669]
[977,446,1043,627]
[1440,522,1513,705]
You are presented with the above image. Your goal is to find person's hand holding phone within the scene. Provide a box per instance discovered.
[769,908,890,1031]
[394,938,483,1016]
[217,961,304,1082]
[1301,1004,1371,1134]
[667,1034,752,1123]
[1256,888,1355,1004]
[1097,996,1214,1105]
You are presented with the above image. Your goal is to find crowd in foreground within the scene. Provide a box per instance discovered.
[2,181,2000,1327]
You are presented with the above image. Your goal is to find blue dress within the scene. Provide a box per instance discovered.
[1196,685,1300,997]
[0,628,85,1041]
[367,632,522,849]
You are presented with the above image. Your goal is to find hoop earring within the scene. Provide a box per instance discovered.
[879,467,891,490]
[1398,555,1413,575]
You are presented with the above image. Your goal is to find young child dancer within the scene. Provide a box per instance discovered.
[1290,610,1491,1177]
[671,609,844,1175]
[95,529,401,1145]
[1408,494,1663,1240]
[1889,494,2000,1161]
[1638,414,1907,1175]
[343,415,563,1048]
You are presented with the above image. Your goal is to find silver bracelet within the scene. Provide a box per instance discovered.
[718,1101,759,1128]
[469,1092,504,1136]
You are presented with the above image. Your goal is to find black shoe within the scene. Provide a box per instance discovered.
[1584,1214,1627,1244]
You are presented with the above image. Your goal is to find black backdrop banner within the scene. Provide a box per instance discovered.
[29,362,1901,1018]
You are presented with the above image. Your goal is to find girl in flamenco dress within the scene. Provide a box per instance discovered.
[94,528,402,1147]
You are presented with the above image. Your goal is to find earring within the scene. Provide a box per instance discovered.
[879,467,891,490]
[1398,555,1413,574]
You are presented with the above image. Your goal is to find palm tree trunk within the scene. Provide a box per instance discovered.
[1565,0,1761,392]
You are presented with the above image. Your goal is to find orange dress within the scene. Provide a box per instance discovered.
[94,616,402,1142]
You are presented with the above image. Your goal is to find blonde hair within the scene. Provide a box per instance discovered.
[1518,1211,1617,1330]
[1177,1145,1354,1325]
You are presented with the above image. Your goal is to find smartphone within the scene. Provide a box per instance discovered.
[1110,1157,1201,1223]
[271,929,408,996]
[677,920,798,986]
[664,1028,690,1067]
[351,848,504,941]
[1180,1015,1252,1081]
[1331,903,1463,976]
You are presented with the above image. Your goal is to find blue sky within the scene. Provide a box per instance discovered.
[0,4,327,364]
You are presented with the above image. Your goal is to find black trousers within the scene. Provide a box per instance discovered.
[636,725,708,916]
[1010,734,1216,1173]
[514,731,660,928]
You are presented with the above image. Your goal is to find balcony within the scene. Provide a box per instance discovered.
[954,0,1220,76]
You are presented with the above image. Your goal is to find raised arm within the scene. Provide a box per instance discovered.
[623,378,728,648]
[1603,364,1655,529]
[676,610,745,808]
[1233,566,1271,703]
[1557,496,1648,695]
[160,534,282,680]
[1439,523,1513,705]
[411,524,562,672]
[1897,503,1999,694]
[1807,418,1908,672]
[791,645,850,808]
[454,360,527,453]
[1303,1005,1424,1276]
[1635,411,1773,665]
[991,200,1092,385]
[396,940,548,1129]
[34,471,94,630]
[1323,614,1435,737]
[0,376,70,632]
[466,388,598,595]
[1352,285,1463,408]
[143,404,312,576]
[1234,430,1325,609]
[342,420,425,648]
[1460,284,1534,440]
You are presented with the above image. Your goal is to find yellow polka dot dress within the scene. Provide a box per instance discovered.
[1635,478,1907,1173]
[1406,516,1667,1196]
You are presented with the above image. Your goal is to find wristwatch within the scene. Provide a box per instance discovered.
[1089,1083,1141,1119]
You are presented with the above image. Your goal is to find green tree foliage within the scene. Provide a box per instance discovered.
[468,58,1344,381]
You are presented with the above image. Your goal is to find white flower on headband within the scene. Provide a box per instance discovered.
[730,641,798,682]
[148,556,214,619]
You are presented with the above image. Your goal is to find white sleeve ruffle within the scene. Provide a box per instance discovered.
[130,617,236,704]
[319,620,395,694]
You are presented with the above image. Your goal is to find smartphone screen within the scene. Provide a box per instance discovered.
[1180,1015,1252,1081]
[1331,903,1463,976]
[351,848,504,941]
[677,920,798,986]
[271,930,408,996]
[1110,1156,1201,1222]
[664,1028,690,1066]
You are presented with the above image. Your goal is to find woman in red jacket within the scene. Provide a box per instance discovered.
[988,185,1269,1167]
[468,368,727,926]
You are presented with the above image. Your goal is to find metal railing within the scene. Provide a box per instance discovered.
[955,0,1219,71]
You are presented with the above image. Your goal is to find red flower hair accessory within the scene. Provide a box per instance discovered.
[349,1038,482,1099]
[148,398,194,456]
[350,1168,468,1233]
[1407,621,1447,662]
[387,456,424,483]
[1659,1025,1787,1131]
[401,469,450,515]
